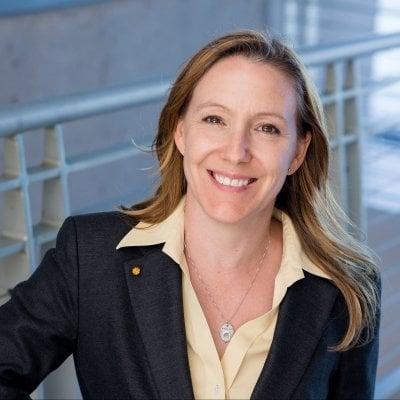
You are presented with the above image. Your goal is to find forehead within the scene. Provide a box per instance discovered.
[188,55,298,115]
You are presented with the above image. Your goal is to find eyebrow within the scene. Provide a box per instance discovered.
[195,101,288,123]
[194,102,229,112]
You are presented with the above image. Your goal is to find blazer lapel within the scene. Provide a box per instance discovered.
[251,273,339,399]
[122,245,194,399]
[120,243,339,400]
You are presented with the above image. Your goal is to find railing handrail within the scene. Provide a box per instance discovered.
[299,31,400,64]
[1,32,400,137]
[0,79,171,136]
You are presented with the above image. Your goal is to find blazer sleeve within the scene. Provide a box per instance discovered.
[329,281,381,400]
[0,217,79,399]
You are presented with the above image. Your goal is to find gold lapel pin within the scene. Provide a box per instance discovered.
[131,266,141,276]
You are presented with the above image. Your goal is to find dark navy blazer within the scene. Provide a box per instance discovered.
[0,212,379,399]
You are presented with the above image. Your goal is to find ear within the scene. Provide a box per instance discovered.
[288,131,311,175]
[174,119,185,156]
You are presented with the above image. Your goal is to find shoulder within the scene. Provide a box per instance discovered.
[292,271,341,307]
[71,210,135,232]
[57,211,137,251]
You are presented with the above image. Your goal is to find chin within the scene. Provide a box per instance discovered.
[203,203,257,225]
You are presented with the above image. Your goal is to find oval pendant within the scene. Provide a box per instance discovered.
[219,322,234,342]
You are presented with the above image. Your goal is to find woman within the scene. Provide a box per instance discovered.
[0,31,380,399]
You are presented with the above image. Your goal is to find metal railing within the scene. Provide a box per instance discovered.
[1,32,400,398]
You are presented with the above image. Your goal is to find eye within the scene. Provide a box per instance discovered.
[257,124,281,135]
[203,115,223,125]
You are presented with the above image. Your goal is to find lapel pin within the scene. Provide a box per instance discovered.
[131,266,141,276]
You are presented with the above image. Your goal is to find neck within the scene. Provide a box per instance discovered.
[183,201,274,273]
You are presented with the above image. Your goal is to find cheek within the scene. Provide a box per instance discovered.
[260,144,294,171]
[182,146,200,178]
[185,134,216,162]
[280,139,298,168]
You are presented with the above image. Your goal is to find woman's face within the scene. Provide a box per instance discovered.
[174,55,310,226]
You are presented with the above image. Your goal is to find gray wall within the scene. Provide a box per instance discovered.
[0,0,273,104]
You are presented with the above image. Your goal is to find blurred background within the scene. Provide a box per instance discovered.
[0,0,399,398]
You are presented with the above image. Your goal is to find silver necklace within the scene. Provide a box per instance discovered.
[184,236,270,343]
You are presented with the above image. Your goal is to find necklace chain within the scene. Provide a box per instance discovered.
[184,236,270,343]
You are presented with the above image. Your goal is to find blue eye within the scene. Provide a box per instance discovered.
[258,124,280,134]
[203,115,222,124]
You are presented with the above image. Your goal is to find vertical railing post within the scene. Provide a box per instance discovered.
[343,57,365,232]
[324,62,347,209]
[42,125,70,222]
[39,124,70,258]
[0,134,35,291]
[322,58,365,231]
[39,124,79,399]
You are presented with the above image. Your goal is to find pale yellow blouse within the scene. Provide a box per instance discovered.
[117,197,330,399]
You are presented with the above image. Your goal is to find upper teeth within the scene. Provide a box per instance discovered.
[214,173,251,187]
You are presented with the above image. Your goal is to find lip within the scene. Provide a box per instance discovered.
[208,170,257,190]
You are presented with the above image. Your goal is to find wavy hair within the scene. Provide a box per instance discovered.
[124,30,379,351]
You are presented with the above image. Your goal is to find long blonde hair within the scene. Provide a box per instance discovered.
[124,30,379,351]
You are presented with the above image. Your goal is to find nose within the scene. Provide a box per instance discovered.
[222,129,251,164]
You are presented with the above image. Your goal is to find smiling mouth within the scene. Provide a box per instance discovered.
[210,171,257,187]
